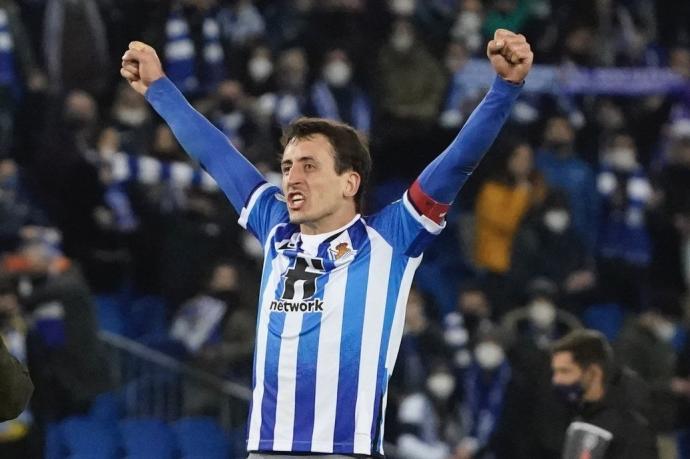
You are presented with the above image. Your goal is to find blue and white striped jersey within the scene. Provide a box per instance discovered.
[240,182,443,455]
[145,74,521,457]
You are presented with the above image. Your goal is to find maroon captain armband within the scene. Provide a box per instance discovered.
[408,180,451,225]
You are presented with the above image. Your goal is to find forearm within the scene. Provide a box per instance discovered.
[416,76,522,204]
[145,77,265,212]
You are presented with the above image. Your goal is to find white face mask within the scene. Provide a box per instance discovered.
[115,107,149,127]
[605,148,637,171]
[390,0,415,16]
[458,12,482,31]
[391,32,414,52]
[474,342,505,370]
[528,299,556,329]
[653,319,676,342]
[543,210,570,233]
[426,372,456,400]
[323,61,352,87]
[248,57,273,82]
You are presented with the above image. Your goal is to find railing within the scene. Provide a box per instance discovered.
[98,331,401,457]
[98,331,250,431]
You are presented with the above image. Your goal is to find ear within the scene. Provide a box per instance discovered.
[343,171,361,199]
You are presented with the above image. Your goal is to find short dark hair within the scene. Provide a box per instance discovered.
[281,117,371,212]
[551,330,613,380]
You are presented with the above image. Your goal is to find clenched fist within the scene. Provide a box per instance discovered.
[120,41,166,95]
[486,29,533,84]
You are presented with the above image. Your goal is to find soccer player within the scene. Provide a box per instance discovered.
[121,29,533,458]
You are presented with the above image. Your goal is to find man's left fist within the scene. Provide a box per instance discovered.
[486,29,533,84]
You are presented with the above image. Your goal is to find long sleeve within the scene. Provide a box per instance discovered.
[0,337,33,421]
[145,77,266,213]
[415,76,522,205]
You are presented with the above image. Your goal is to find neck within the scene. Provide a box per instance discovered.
[299,206,358,235]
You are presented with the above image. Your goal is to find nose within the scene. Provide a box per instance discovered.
[286,165,304,188]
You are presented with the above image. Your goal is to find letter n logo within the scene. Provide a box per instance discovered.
[282,256,324,300]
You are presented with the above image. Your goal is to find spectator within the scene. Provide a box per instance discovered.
[308,49,371,136]
[551,330,658,459]
[596,131,653,311]
[474,141,546,275]
[509,191,596,309]
[535,115,599,251]
[42,0,110,97]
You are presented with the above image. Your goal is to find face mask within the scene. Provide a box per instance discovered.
[248,57,273,82]
[528,299,556,329]
[323,61,352,87]
[543,210,570,234]
[391,32,413,52]
[653,320,676,342]
[474,341,505,370]
[458,12,481,31]
[605,148,637,171]
[63,111,93,132]
[218,98,237,113]
[462,313,481,335]
[553,380,584,405]
[426,372,455,400]
[115,107,149,127]
[390,0,415,16]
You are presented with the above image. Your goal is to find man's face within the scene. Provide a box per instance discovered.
[281,134,357,229]
[551,351,584,386]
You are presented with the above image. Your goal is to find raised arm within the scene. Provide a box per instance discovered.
[409,30,533,223]
[120,41,265,213]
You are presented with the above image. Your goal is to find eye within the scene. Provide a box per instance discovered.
[304,163,315,171]
[281,165,291,175]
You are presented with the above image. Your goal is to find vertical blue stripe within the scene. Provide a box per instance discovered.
[259,311,286,448]
[333,222,371,452]
[291,311,322,450]
[370,258,407,447]
[291,233,332,450]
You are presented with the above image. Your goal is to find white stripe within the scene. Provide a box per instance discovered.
[204,43,224,63]
[247,228,284,450]
[0,10,7,26]
[378,257,420,455]
[239,182,272,229]
[386,257,421,370]
[311,231,352,452]
[200,170,218,191]
[402,192,446,235]
[138,156,161,184]
[111,152,130,182]
[165,40,195,61]
[0,32,13,52]
[271,313,303,450]
[353,228,393,454]
[166,18,189,37]
[170,162,194,187]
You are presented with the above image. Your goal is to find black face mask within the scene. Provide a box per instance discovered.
[463,313,481,335]
[63,111,93,132]
[218,99,237,113]
[553,380,585,405]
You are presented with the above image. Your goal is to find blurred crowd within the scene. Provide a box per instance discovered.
[1,0,690,457]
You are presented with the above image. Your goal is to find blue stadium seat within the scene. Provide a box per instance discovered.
[44,422,64,459]
[94,294,127,335]
[119,418,177,458]
[582,302,625,342]
[127,295,169,340]
[173,416,231,459]
[58,416,120,458]
[90,391,124,422]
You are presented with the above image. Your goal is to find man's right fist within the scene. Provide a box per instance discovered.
[120,41,165,96]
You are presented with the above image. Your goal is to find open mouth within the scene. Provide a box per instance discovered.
[287,191,306,210]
